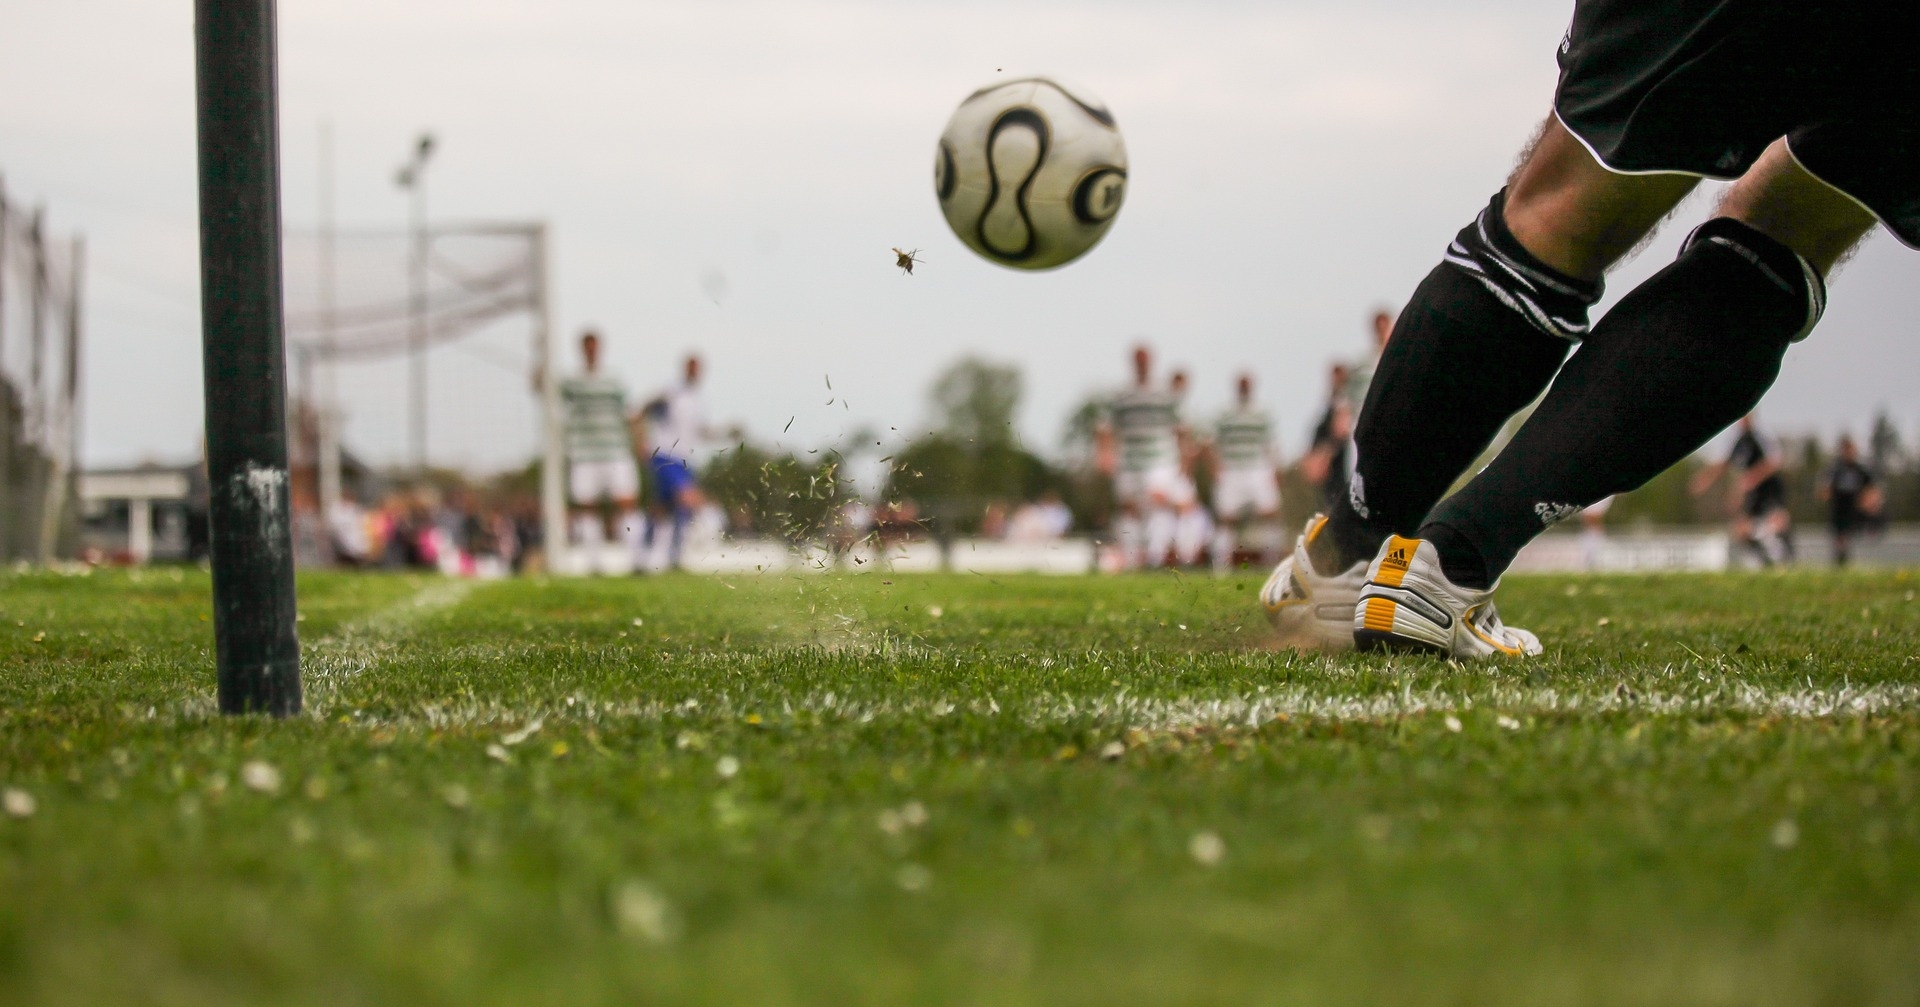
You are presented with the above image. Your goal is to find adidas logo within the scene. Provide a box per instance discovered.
[1382,547,1410,571]
[1533,501,1582,526]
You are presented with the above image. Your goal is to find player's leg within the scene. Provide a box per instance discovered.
[665,471,704,570]
[569,462,608,548]
[1144,476,1179,569]
[1315,116,1696,572]
[1173,502,1210,568]
[1111,472,1145,570]
[1252,475,1284,567]
[607,458,642,572]
[1412,140,1875,594]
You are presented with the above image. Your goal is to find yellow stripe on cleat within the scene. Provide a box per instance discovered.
[1362,597,1398,633]
[1374,535,1417,588]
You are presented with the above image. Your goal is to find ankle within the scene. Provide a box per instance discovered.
[1419,522,1493,590]
[1313,507,1381,573]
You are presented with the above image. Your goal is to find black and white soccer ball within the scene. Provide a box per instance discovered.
[934,77,1128,271]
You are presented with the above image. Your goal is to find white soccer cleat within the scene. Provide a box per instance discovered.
[1260,515,1368,651]
[1352,534,1541,658]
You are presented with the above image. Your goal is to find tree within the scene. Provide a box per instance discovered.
[1870,410,1905,473]
[702,443,850,543]
[930,357,1022,448]
[882,357,1079,534]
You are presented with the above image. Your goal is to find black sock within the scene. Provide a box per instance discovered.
[1316,189,1595,570]
[1421,217,1825,587]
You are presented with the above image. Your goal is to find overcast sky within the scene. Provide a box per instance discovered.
[3,0,1915,472]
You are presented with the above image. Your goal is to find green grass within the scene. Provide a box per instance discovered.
[2,565,1918,1005]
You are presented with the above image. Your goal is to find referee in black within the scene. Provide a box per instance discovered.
[1820,434,1883,566]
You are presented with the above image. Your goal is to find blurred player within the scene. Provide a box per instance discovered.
[1300,362,1353,512]
[1267,2,1906,655]
[637,353,711,571]
[1341,308,1395,413]
[559,330,642,568]
[1094,345,1181,569]
[1166,368,1212,567]
[1819,434,1881,566]
[1210,373,1283,572]
[1579,495,1613,570]
[1691,414,1792,567]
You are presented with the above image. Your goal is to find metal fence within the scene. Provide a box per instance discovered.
[0,174,84,563]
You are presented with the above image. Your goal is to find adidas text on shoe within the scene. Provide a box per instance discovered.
[1260,514,1368,651]
[1352,535,1541,658]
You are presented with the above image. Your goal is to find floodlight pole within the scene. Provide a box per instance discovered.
[397,134,434,473]
[533,223,565,570]
[317,119,342,523]
[194,0,302,716]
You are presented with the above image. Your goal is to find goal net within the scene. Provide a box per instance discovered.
[0,185,83,563]
[280,222,562,555]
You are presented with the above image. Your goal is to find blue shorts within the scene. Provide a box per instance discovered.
[649,454,697,506]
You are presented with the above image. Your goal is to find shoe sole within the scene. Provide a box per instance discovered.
[1352,627,1448,656]
[1353,585,1454,654]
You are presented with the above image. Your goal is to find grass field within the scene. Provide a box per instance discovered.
[2,565,1918,1005]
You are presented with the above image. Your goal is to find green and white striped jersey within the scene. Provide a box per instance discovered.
[1109,385,1181,473]
[1215,406,1274,469]
[560,373,631,463]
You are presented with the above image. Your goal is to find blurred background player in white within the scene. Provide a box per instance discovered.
[1166,368,1212,567]
[1691,413,1792,567]
[1095,345,1181,570]
[636,353,711,571]
[559,329,643,571]
[1211,373,1283,573]
[1007,490,1074,543]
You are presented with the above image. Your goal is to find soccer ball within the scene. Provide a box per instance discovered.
[934,77,1128,271]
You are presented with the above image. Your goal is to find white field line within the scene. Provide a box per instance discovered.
[343,681,1920,737]
[300,580,475,715]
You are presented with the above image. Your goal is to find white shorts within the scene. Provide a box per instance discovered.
[569,458,639,504]
[1114,465,1182,510]
[1213,467,1281,518]
[1169,473,1199,509]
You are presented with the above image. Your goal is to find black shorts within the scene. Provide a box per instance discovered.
[1831,509,1868,535]
[1555,1,1919,248]
[1741,478,1788,520]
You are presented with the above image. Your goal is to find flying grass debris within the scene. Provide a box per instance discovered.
[892,248,923,275]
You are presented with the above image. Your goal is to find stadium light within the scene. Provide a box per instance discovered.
[396,131,435,471]
[193,0,302,716]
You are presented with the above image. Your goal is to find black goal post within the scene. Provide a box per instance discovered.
[195,0,302,716]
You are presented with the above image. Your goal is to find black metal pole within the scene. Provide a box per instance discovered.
[195,0,301,716]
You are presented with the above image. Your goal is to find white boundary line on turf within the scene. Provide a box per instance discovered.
[340,681,1920,736]
[302,580,476,715]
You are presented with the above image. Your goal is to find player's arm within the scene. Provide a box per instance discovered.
[1862,482,1886,516]
[627,396,656,457]
[1093,419,1117,476]
[1688,458,1729,497]
[1737,455,1782,493]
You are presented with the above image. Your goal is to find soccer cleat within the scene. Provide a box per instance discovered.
[1260,514,1368,651]
[1352,535,1541,658]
